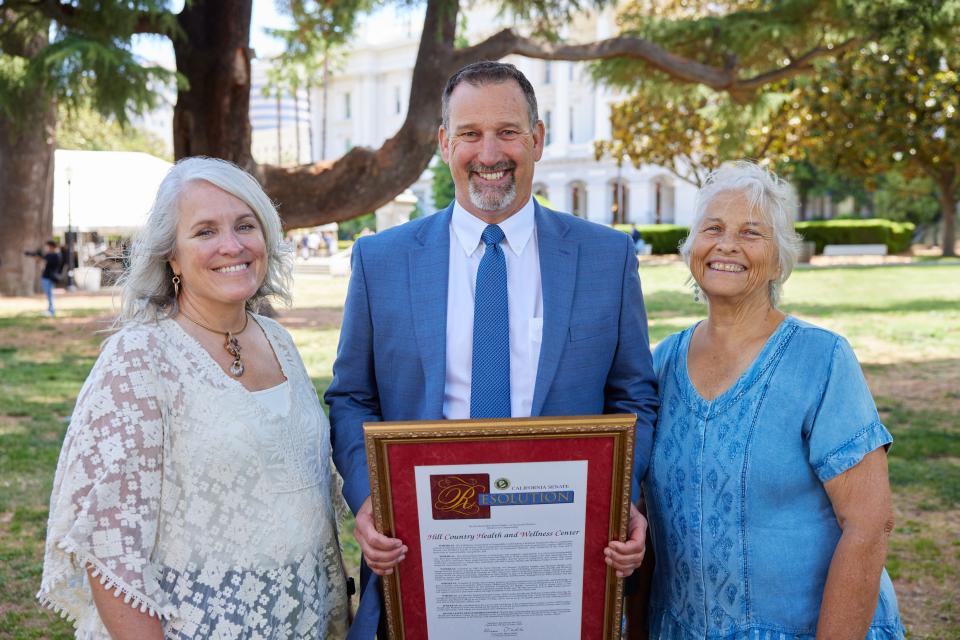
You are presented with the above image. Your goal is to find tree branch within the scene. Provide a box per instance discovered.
[456,29,858,103]
[258,4,859,227]
[28,0,174,35]
[667,163,697,188]
[0,6,33,43]
[456,29,735,89]
[738,38,860,91]
[260,0,459,228]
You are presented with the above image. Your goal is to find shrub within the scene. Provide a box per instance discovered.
[795,219,915,254]
[613,224,689,254]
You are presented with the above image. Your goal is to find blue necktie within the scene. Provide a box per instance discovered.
[470,224,511,418]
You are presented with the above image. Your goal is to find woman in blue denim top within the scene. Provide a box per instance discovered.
[639,162,905,639]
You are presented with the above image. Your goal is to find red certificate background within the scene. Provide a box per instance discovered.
[384,435,617,639]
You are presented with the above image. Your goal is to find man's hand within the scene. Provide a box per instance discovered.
[354,497,407,576]
[604,503,647,578]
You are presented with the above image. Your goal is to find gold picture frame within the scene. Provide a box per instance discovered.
[364,414,637,640]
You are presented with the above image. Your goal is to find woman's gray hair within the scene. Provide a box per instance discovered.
[118,156,293,324]
[679,160,803,307]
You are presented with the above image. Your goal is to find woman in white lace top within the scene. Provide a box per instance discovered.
[39,157,349,639]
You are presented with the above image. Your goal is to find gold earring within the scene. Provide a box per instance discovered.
[172,274,181,298]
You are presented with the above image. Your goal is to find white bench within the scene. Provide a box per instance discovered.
[821,243,888,256]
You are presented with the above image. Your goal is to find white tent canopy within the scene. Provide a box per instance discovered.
[53,150,172,234]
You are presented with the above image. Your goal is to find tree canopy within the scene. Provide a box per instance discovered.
[0,2,175,124]
[56,102,171,159]
[0,0,895,294]
[593,0,959,253]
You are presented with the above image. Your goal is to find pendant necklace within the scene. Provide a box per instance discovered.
[179,309,250,377]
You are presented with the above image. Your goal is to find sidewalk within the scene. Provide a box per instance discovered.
[293,251,352,276]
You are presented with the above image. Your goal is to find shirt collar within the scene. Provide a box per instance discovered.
[451,197,536,258]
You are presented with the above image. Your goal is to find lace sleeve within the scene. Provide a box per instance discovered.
[38,325,178,628]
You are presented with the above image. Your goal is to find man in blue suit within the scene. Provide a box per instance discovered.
[325,61,658,638]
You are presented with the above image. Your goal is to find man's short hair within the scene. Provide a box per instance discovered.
[441,61,539,132]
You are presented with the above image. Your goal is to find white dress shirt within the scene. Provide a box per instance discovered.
[443,198,543,419]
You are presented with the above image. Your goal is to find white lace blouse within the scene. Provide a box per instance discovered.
[38,315,349,639]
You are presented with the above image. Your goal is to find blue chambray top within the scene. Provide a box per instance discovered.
[643,316,905,640]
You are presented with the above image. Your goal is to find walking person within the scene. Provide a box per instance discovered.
[37,240,62,317]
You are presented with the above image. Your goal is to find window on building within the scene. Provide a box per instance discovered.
[569,183,585,217]
[654,179,676,224]
[394,87,402,115]
[569,107,575,142]
[344,92,351,119]
[611,181,629,225]
[569,62,575,81]
[544,62,552,85]
[544,110,552,146]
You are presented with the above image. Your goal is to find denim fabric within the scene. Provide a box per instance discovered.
[644,316,904,639]
[41,277,55,315]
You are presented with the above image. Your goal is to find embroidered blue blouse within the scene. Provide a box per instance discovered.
[644,316,905,639]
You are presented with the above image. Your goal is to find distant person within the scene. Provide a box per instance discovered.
[34,240,61,317]
[630,225,648,255]
[325,231,338,256]
[308,230,322,256]
[39,157,349,639]
[634,161,904,638]
[325,60,658,638]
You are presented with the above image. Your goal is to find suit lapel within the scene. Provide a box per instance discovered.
[531,203,578,416]
[409,206,452,419]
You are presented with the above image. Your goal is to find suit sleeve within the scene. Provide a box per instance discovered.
[604,234,659,501]
[324,239,383,514]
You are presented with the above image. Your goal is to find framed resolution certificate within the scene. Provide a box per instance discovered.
[363,415,636,640]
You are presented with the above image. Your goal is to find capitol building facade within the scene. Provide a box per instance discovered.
[252,5,698,227]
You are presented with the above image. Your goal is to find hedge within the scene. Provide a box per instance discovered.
[613,224,690,254]
[794,219,915,254]
[613,219,914,255]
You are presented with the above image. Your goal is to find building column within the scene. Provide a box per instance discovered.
[554,62,571,155]
[356,74,377,146]
[593,7,615,143]
[586,176,609,224]
[629,179,653,224]
[545,178,567,211]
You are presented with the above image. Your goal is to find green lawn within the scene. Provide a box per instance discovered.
[1,261,958,638]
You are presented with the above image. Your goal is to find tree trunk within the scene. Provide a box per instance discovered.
[173,0,254,170]
[260,0,460,229]
[0,25,56,297]
[798,187,808,221]
[934,172,957,258]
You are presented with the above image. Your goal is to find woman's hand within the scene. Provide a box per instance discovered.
[354,497,408,576]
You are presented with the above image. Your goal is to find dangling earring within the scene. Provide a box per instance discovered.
[172,274,181,298]
[692,281,703,303]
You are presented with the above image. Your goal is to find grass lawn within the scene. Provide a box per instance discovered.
[1,261,958,638]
